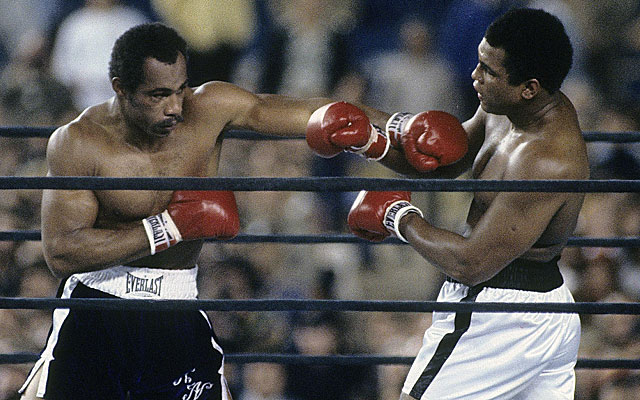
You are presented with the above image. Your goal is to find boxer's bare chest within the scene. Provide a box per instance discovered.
[468,122,527,220]
[93,128,219,225]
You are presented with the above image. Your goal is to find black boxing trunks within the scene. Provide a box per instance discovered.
[20,266,230,400]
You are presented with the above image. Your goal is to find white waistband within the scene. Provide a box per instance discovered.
[71,265,198,299]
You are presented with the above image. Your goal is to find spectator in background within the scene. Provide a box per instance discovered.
[49,0,148,110]
[45,0,158,37]
[613,193,640,297]
[197,255,291,393]
[588,107,640,179]
[124,0,159,21]
[239,363,296,400]
[0,29,76,242]
[364,17,461,115]
[152,0,256,85]
[577,1,640,105]
[621,11,640,98]
[577,291,640,399]
[0,0,62,68]
[285,313,377,400]
[257,0,355,97]
[599,375,640,400]
[199,256,288,355]
[0,265,59,398]
[348,0,449,62]
[363,313,426,400]
[562,185,640,397]
[572,254,621,305]
[0,31,76,127]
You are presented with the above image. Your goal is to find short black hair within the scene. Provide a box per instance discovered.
[109,23,188,92]
[484,8,573,93]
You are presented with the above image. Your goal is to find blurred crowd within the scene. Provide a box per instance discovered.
[0,0,640,399]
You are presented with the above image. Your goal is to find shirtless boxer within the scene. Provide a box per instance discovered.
[307,8,588,399]
[19,22,391,400]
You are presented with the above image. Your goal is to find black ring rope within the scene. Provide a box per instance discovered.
[2,230,640,247]
[0,127,281,140]
[2,126,640,143]
[0,352,635,369]
[1,176,639,192]
[0,297,637,314]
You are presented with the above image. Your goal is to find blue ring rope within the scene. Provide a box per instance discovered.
[1,176,639,192]
[0,297,637,314]
[2,126,640,143]
[1,230,639,247]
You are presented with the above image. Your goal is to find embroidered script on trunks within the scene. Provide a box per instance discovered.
[173,368,214,400]
[125,272,163,296]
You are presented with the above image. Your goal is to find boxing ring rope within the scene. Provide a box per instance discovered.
[2,230,640,247]
[2,126,640,142]
[1,297,638,314]
[2,176,640,192]
[3,353,637,370]
[3,127,640,371]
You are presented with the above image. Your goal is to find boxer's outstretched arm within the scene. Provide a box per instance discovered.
[192,81,331,138]
[196,81,392,140]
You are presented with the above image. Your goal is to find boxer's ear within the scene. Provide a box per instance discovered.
[111,77,126,97]
[521,79,540,100]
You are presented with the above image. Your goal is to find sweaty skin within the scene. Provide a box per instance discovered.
[377,38,589,288]
[40,53,390,278]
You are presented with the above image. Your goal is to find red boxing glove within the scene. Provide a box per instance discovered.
[347,190,423,243]
[142,190,240,255]
[401,111,468,173]
[306,102,390,160]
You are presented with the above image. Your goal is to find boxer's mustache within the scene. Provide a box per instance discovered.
[160,115,184,126]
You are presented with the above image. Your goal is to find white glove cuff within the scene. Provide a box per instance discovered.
[350,124,390,161]
[386,112,415,145]
[142,210,183,255]
[383,201,423,243]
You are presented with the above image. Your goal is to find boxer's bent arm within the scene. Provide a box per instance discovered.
[399,150,572,286]
[41,125,151,278]
[400,189,566,286]
[41,186,150,278]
